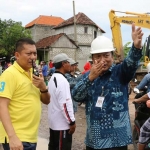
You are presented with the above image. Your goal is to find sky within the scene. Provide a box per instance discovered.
[0,0,150,44]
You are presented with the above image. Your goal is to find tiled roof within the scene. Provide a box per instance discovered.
[53,12,105,33]
[35,33,78,49]
[25,15,64,28]
[35,33,64,49]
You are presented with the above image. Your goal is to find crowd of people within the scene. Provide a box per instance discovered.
[0,61,12,76]
[0,23,149,150]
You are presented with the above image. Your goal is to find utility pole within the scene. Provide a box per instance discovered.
[73,0,78,61]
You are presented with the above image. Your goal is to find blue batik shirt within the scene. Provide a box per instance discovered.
[65,73,82,113]
[72,44,142,149]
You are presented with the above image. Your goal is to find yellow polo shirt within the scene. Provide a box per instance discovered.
[0,61,41,143]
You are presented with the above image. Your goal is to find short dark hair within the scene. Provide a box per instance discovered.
[54,62,63,69]
[54,60,68,69]
[15,38,35,52]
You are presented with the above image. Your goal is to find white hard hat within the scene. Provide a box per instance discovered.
[90,36,115,54]
[147,62,150,73]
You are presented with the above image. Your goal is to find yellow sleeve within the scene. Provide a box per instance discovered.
[0,71,16,99]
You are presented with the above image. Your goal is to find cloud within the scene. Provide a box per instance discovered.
[19,6,37,12]
[0,0,149,43]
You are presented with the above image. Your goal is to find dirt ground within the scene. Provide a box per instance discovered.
[0,91,137,150]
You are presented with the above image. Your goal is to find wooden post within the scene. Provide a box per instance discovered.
[73,0,77,61]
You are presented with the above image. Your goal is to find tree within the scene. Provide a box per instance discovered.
[123,41,145,62]
[123,42,131,57]
[0,19,31,56]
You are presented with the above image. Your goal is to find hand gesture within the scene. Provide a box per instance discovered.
[32,73,46,90]
[88,60,105,81]
[132,23,143,49]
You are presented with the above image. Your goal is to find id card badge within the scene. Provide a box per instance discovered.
[95,96,105,108]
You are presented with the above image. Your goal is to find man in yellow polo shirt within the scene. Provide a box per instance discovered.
[0,38,50,150]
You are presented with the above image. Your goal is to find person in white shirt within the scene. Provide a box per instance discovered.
[48,53,76,150]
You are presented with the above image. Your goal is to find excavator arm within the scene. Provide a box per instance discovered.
[109,10,150,63]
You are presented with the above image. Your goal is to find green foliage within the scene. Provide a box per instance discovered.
[0,19,31,56]
[123,42,131,57]
[141,41,146,62]
[123,41,145,62]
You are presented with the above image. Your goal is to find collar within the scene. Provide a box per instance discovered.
[101,63,115,76]
[13,61,32,77]
[108,63,115,72]
[55,71,66,78]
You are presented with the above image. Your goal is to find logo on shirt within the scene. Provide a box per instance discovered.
[0,82,5,92]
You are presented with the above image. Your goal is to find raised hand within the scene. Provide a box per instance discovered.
[132,23,143,49]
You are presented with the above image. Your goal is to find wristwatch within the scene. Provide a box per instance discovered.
[40,88,48,93]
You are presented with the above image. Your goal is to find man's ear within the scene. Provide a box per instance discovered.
[15,52,19,60]
[62,61,66,67]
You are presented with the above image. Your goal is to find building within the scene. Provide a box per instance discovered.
[25,13,105,70]
[53,12,105,69]
[25,15,64,42]
[35,33,78,64]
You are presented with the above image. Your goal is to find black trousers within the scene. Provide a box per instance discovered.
[86,145,127,150]
[48,128,72,150]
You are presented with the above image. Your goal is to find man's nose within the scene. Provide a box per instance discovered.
[100,56,105,63]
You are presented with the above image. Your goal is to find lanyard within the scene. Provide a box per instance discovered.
[101,86,104,96]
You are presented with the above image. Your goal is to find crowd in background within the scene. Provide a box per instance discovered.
[0,56,92,78]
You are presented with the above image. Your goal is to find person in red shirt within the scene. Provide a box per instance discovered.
[49,60,53,69]
[82,61,92,74]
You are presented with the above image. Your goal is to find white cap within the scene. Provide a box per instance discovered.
[53,53,70,63]
[69,58,78,65]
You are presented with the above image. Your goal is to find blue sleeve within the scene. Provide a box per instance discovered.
[72,72,93,102]
[119,44,143,83]
[65,74,82,89]
[42,66,46,71]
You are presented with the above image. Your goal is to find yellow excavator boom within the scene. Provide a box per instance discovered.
[109,9,150,64]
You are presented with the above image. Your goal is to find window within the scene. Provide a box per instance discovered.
[94,31,97,39]
[84,27,88,33]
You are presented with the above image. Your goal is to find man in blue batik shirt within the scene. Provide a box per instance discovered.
[65,58,82,113]
[72,23,144,150]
